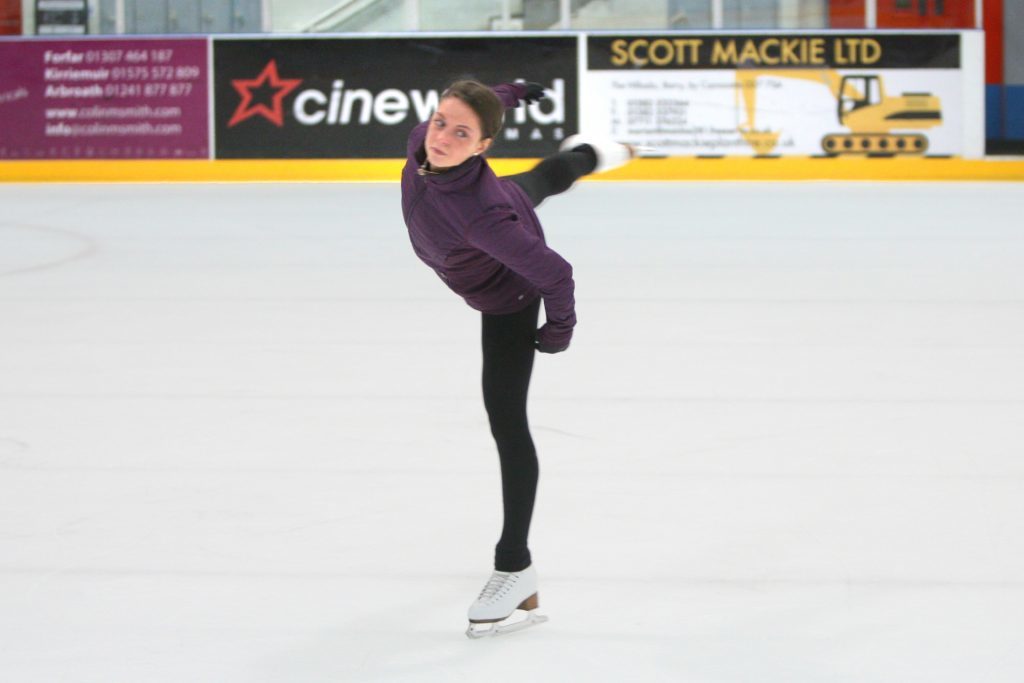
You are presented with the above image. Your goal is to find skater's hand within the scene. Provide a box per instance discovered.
[520,82,547,105]
[535,323,571,354]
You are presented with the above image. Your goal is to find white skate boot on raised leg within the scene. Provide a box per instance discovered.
[466,565,548,639]
[560,135,645,173]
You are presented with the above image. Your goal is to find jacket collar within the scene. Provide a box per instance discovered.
[419,153,485,193]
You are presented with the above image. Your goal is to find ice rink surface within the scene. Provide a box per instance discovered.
[1,179,1023,682]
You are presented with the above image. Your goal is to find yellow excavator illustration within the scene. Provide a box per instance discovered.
[735,70,942,156]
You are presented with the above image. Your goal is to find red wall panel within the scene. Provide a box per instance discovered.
[0,0,22,35]
[830,0,866,27]
[877,0,975,29]
[984,0,1004,84]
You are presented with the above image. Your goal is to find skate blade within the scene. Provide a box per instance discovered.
[632,145,665,159]
[465,611,548,639]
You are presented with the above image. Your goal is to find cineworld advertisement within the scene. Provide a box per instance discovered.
[213,36,579,159]
[0,37,209,159]
[582,32,984,157]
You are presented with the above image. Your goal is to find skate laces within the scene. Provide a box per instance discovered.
[477,571,517,604]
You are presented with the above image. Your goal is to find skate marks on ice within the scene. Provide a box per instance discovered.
[0,223,98,278]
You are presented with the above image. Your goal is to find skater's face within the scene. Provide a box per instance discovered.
[425,97,492,171]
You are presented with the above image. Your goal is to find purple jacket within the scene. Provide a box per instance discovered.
[401,83,575,349]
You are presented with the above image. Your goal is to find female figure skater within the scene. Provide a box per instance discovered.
[400,79,634,637]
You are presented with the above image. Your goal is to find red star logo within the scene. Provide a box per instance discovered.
[227,60,303,128]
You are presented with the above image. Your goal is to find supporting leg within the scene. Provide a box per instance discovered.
[481,298,542,572]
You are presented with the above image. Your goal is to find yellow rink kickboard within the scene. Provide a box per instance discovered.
[1,157,1023,183]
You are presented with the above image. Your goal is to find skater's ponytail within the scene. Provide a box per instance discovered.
[441,80,504,142]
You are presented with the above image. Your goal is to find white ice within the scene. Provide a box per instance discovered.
[1,179,1023,682]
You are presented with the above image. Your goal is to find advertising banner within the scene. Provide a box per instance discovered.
[583,33,972,157]
[213,36,578,159]
[0,38,209,159]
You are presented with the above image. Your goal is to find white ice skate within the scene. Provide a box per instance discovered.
[560,135,645,173]
[466,565,548,639]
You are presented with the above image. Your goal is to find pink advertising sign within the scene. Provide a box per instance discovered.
[0,38,209,159]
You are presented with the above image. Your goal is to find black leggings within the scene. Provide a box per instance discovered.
[482,146,596,572]
[504,144,597,207]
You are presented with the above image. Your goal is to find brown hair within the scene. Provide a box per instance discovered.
[441,80,504,141]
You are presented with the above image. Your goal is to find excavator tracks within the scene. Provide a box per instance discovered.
[821,133,929,156]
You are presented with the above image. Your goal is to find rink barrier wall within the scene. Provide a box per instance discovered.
[2,157,1023,182]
